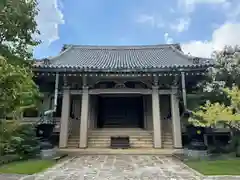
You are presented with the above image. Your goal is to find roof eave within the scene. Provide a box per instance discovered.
[32,64,213,73]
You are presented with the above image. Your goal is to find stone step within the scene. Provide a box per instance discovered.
[162,136,172,138]
[162,134,172,137]
[88,137,153,141]
[68,142,79,146]
[88,145,154,148]
[88,143,153,148]
[67,144,79,148]
[88,139,153,142]
[88,134,152,136]
[68,139,79,142]
[162,139,172,142]
[162,141,173,145]
[88,141,153,144]
[88,134,154,148]
[70,137,164,141]
[88,137,153,140]
[162,145,173,149]
[88,141,153,145]
[162,133,172,136]
[162,135,172,137]
[89,129,152,131]
[89,133,152,136]
[89,131,152,136]
[69,138,153,141]
[89,128,152,132]
[68,137,80,141]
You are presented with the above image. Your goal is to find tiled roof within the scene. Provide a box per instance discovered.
[34,44,213,72]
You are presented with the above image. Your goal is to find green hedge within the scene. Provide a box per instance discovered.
[0,120,40,159]
[0,154,21,166]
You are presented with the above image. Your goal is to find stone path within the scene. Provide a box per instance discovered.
[1,155,239,180]
[0,174,26,180]
[22,155,202,180]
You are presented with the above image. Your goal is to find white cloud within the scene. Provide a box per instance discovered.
[136,14,165,28]
[170,18,191,33]
[35,0,64,46]
[164,33,174,44]
[182,22,240,58]
[170,8,176,13]
[136,14,155,26]
[178,0,227,13]
[225,2,240,21]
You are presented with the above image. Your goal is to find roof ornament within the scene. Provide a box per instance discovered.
[114,83,126,88]
[43,58,50,65]
[61,44,71,52]
[193,57,200,64]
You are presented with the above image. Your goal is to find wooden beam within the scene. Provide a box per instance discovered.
[89,88,152,95]
[70,90,82,95]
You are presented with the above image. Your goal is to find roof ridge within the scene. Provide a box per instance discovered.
[170,45,214,65]
[70,44,180,50]
[169,45,193,60]
[47,45,73,61]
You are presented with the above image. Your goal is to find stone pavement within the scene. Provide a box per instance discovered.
[0,174,26,180]
[1,155,239,180]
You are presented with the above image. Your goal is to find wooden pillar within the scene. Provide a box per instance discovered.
[59,87,70,148]
[152,85,162,148]
[42,93,50,111]
[171,87,182,148]
[79,87,89,148]
[181,72,187,109]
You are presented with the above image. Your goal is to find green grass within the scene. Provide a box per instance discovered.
[186,159,240,175]
[0,159,56,175]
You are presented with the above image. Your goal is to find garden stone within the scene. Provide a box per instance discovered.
[40,148,57,159]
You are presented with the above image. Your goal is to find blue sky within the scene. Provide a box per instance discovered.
[34,0,240,58]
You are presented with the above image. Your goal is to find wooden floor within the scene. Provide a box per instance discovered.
[58,148,183,155]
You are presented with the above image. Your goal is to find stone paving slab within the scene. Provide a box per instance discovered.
[1,155,239,180]
[20,155,201,180]
[0,174,27,180]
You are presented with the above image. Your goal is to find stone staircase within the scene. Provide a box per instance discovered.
[67,119,80,148]
[67,127,174,149]
[162,119,173,149]
[88,128,153,148]
[68,135,79,148]
[162,131,173,149]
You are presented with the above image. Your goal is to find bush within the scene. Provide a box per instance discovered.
[0,120,40,158]
[0,154,21,166]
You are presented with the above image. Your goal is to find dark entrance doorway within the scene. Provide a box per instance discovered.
[97,95,144,128]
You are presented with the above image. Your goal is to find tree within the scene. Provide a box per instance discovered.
[0,0,40,65]
[0,0,42,118]
[209,46,240,88]
[0,56,41,119]
[200,46,240,102]
[189,86,240,128]
[189,86,240,155]
[186,46,240,111]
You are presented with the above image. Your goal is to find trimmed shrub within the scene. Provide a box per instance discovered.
[0,154,21,165]
[0,120,40,158]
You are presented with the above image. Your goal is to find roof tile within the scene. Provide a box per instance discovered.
[34,44,213,71]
